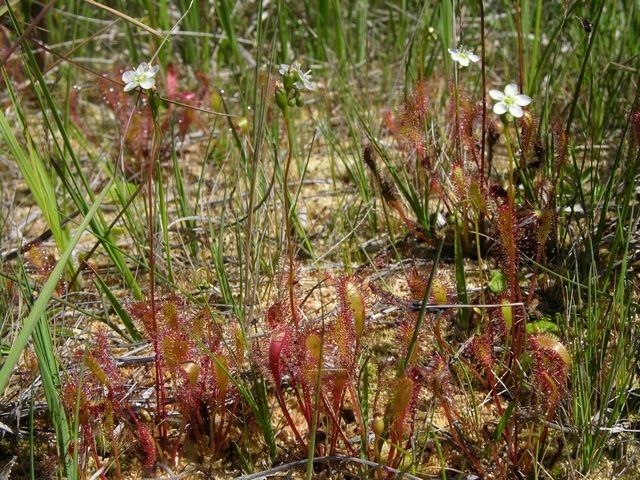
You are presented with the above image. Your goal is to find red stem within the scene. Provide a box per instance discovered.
[274,384,307,450]
[148,106,167,448]
[479,0,487,184]
[320,395,357,457]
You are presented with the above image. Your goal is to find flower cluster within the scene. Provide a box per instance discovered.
[447,45,532,118]
[275,61,315,111]
[279,62,315,92]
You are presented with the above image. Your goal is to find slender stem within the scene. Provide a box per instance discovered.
[401,239,444,374]
[503,120,516,208]
[274,384,307,449]
[453,64,461,163]
[282,110,298,326]
[148,97,166,447]
[473,215,486,306]
[305,327,324,480]
[347,382,368,458]
[513,0,525,91]
[501,122,528,472]
[320,394,358,457]
[479,0,487,183]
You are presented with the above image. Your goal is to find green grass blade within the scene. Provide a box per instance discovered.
[0,178,113,393]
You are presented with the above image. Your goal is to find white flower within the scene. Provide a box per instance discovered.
[122,62,160,92]
[489,83,532,118]
[278,62,315,91]
[448,47,480,67]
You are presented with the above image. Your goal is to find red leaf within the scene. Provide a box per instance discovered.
[268,329,288,383]
[166,63,179,98]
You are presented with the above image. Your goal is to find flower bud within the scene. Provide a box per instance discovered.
[275,88,288,110]
[283,73,296,92]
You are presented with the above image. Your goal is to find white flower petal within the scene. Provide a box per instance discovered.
[458,57,470,67]
[123,82,137,92]
[139,77,156,90]
[489,89,505,101]
[122,70,135,83]
[137,62,149,73]
[149,65,160,75]
[493,102,508,115]
[515,94,532,106]
[468,52,480,62]
[508,104,524,117]
[300,78,315,91]
[505,83,519,96]
[448,48,458,55]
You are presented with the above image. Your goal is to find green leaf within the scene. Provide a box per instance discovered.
[526,318,561,335]
[489,271,508,294]
[494,401,515,441]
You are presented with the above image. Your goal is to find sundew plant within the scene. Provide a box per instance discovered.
[0,1,638,479]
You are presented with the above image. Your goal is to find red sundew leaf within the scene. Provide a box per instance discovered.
[305,333,322,363]
[390,377,414,436]
[469,333,495,371]
[163,65,208,135]
[384,81,429,159]
[383,109,396,132]
[632,111,640,144]
[497,203,519,286]
[411,81,429,119]
[136,422,156,468]
[268,329,288,384]
[195,71,210,97]
[429,177,445,200]
[344,282,366,338]
[166,63,180,98]
[529,334,571,368]
[329,371,349,414]
[529,335,570,420]
[0,26,25,83]
[214,354,230,401]
[266,301,286,329]
[69,88,87,136]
